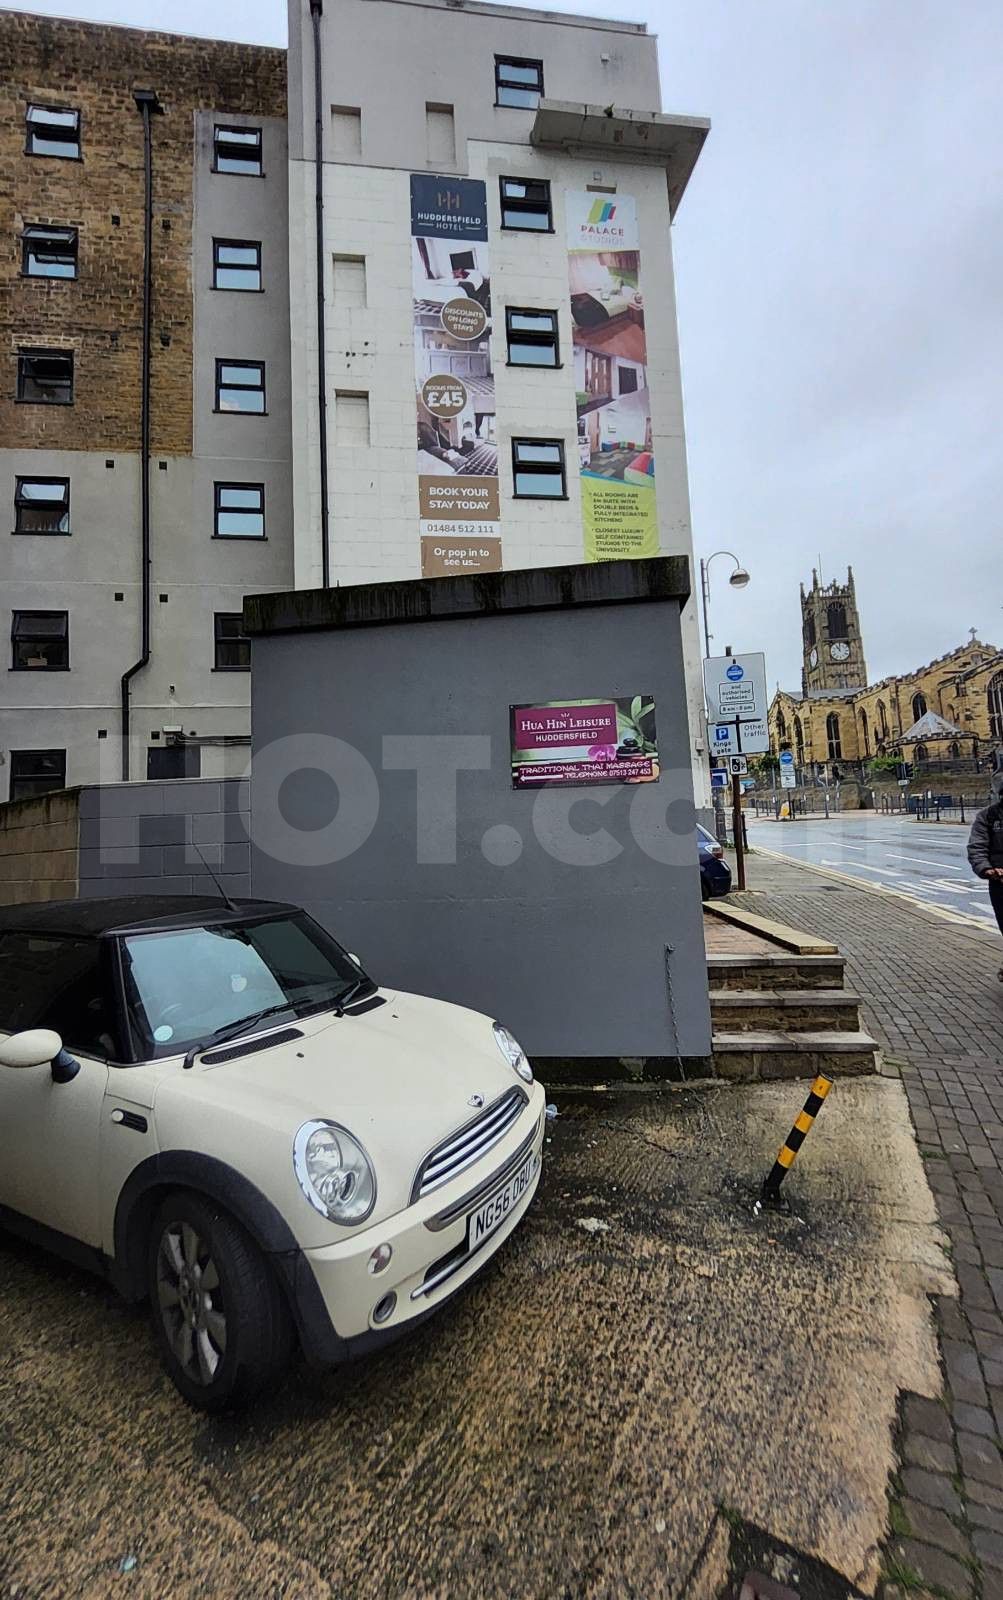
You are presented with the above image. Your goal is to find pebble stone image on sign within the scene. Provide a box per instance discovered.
[510,697,658,788]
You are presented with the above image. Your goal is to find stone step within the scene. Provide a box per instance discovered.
[709,988,863,1034]
[712,1029,879,1082]
[706,953,847,992]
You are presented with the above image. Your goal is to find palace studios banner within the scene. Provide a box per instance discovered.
[411,175,501,576]
[566,191,658,562]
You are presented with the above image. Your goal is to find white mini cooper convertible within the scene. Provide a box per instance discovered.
[0,895,544,1409]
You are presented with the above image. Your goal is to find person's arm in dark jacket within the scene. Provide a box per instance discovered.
[968,809,993,877]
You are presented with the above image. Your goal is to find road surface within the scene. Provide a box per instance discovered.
[748,810,1000,931]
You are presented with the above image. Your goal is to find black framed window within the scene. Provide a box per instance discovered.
[26,104,80,159]
[214,483,265,539]
[9,750,66,803]
[14,477,70,534]
[213,239,261,291]
[22,225,78,279]
[213,125,262,175]
[500,175,552,232]
[215,360,265,414]
[495,57,543,109]
[17,350,73,405]
[214,613,250,670]
[11,610,69,671]
[506,307,559,367]
[512,438,566,498]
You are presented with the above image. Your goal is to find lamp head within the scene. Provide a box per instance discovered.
[729,566,750,590]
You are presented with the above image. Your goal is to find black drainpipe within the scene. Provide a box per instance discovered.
[309,0,331,587]
[121,88,163,780]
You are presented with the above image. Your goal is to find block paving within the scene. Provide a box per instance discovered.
[739,846,1003,1597]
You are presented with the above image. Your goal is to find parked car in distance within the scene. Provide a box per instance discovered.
[0,896,545,1411]
[697,824,732,898]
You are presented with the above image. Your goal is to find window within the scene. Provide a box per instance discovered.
[9,749,66,803]
[911,692,927,723]
[859,709,869,756]
[512,438,566,498]
[426,103,455,165]
[214,482,265,539]
[914,743,928,763]
[214,613,250,670]
[333,255,367,307]
[500,176,552,232]
[794,718,804,763]
[331,107,362,158]
[877,699,888,739]
[215,360,265,413]
[989,672,1003,741]
[22,224,78,279]
[506,307,559,367]
[14,477,70,534]
[11,610,69,670]
[26,104,80,159]
[776,710,787,742]
[948,741,961,760]
[805,612,816,648]
[17,350,73,405]
[827,602,848,640]
[335,391,370,446]
[495,56,544,109]
[212,239,261,291]
[826,712,842,761]
[213,125,262,175]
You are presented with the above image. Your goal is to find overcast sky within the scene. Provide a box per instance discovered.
[8,0,1001,691]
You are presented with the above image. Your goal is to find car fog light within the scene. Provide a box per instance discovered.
[368,1243,393,1275]
[373,1291,397,1324]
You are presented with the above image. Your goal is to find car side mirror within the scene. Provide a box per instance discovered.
[0,1029,63,1069]
[348,952,361,967]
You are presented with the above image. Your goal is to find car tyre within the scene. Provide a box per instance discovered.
[148,1191,293,1412]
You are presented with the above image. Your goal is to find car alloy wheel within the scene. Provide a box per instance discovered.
[155,1221,227,1387]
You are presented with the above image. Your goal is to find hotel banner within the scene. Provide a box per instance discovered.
[566,191,658,562]
[411,175,501,576]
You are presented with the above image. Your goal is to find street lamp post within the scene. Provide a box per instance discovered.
[699,550,750,659]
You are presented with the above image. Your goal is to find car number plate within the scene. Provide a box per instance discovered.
[468,1154,537,1247]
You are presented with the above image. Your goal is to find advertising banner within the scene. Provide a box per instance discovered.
[565,191,657,563]
[411,175,501,576]
[510,696,659,788]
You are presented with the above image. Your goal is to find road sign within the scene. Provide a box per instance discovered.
[710,769,729,790]
[780,769,796,789]
[703,653,768,724]
[728,755,748,776]
[707,717,770,756]
[778,749,795,769]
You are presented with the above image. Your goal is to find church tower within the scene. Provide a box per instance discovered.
[801,567,867,695]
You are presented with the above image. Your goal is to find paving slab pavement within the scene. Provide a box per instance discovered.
[735,843,1003,1596]
[0,1074,946,1600]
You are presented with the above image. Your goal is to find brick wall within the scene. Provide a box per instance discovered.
[0,788,81,905]
[0,11,285,456]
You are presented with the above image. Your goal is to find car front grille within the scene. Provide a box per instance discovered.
[412,1085,528,1202]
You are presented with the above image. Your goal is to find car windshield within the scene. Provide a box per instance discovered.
[696,825,719,849]
[119,913,369,1060]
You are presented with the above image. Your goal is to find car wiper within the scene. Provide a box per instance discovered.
[332,976,373,1015]
[181,1002,295,1070]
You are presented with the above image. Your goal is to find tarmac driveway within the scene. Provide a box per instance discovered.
[0,1075,949,1599]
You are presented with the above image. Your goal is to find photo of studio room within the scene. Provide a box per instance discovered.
[569,248,654,484]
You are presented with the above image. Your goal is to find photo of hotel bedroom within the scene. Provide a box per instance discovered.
[570,248,654,487]
[413,235,497,477]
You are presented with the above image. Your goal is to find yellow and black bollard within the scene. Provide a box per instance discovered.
[760,1074,834,1204]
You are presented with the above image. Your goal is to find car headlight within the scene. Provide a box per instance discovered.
[293,1120,377,1226]
[493,1022,533,1084]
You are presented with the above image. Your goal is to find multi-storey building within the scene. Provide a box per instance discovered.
[285,0,711,807]
[0,12,293,800]
[2,0,711,810]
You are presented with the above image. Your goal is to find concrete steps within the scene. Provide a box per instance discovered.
[707,953,846,991]
[710,988,862,1034]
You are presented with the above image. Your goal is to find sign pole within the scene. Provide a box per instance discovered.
[725,649,747,893]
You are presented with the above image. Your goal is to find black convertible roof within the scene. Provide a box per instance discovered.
[0,895,298,938]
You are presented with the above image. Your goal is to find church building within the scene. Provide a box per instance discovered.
[768,569,1003,778]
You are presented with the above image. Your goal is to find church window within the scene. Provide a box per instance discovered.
[794,717,804,762]
[859,708,869,756]
[912,692,927,722]
[914,743,928,762]
[989,672,1003,741]
[804,613,816,648]
[948,741,960,759]
[877,699,888,739]
[826,713,841,760]
[827,603,848,640]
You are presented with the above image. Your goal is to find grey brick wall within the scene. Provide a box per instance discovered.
[76,777,250,899]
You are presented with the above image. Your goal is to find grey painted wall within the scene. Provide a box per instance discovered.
[248,596,711,1062]
[77,778,250,899]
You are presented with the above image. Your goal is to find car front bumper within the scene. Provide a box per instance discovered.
[290,1085,546,1365]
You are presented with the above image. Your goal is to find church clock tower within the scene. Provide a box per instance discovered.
[801,567,867,695]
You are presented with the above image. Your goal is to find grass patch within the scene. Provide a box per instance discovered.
[887,1500,911,1538]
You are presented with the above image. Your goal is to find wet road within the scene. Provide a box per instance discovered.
[750,812,998,930]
